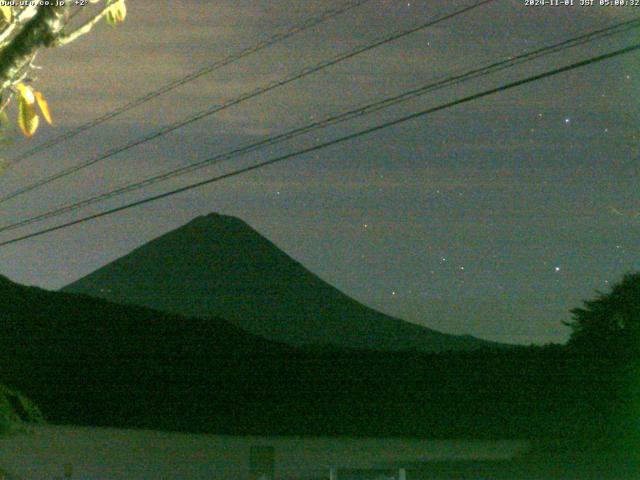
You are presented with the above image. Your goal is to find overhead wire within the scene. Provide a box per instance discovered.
[0,0,495,205]
[0,41,637,247]
[1,17,637,234]
[5,0,372,166]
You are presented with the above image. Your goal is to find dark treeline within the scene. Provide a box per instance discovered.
[0,274,638,450]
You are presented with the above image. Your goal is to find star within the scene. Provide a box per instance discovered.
[564,118,571,124]
[554,266,560,272]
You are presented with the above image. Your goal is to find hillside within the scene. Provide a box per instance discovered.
[0,274,631,440]
[0,274,298,431]
[63,213,497,352]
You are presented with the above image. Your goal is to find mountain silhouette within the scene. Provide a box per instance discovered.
[63,213,497,352]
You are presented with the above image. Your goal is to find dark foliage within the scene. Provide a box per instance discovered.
[562,272,640,449]
[0,275,636,446]
[0,383,43,433]
[566,272,640,355]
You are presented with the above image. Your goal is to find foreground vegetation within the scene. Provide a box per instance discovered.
[0,383,43,433]
[0,273,637,451]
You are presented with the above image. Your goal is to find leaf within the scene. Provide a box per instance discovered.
[0,6,12,23]
[16,83,39,138]
[106,0,126,26]
[34,91,52,125]
[15,83,34,104]
[105,10,116,26]
[114,0,126,22]
[18,99,39,138]
[18,98,39,138]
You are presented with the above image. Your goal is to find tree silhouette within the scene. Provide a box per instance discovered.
[566,272,640,355]
[0,2,126,139]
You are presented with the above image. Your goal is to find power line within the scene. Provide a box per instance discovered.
[2,18,637,234]
[0,0,495,205]
[5,0,372,166]
[0,42,637,248]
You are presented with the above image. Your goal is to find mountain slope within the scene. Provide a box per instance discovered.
[63,213,496,352]
[0,274,301,432]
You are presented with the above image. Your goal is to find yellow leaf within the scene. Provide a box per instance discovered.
[34,91,52,125]
[114,0,126,22]
[15,83,35,104]
[0,6,12,23]
[106,0,126,26]
[18,96,39,138]
[16,84,39,138]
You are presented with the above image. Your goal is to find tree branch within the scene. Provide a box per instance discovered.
[0,5,69,94]
[0,6,40,46]
[57,4,113,46]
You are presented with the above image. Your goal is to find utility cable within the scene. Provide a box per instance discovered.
[0,0,494,205]
[5,0,372,166]
[0,42,636,247]
[0,17,636,233]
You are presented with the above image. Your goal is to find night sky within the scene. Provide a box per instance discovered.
[0,0,637,344]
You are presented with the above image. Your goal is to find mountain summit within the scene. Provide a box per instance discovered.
[63,213,495,352]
